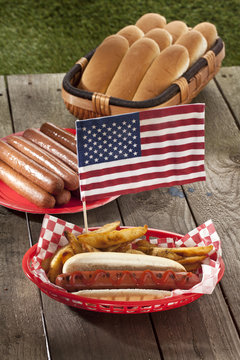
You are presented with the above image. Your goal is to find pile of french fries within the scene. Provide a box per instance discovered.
[41,221,213,283]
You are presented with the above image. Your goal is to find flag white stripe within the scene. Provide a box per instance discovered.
[141,136,204,149]
[140,112,204,126]
[80,160,205,186]
[79,148,205,173]
[81,171,206,196]
[141,124,204,138]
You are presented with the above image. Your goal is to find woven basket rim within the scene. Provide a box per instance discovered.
[62,37,224,109]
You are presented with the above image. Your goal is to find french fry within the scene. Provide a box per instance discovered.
[104,242,132,252]
[126,249,145,255]
[64,231,83,254]
[77,225,148,249]
[91,221,121,233]
[47,244,74,283]
[138,247,184,261]
[137,244,213,258]
[184,263,202,272]
[80,241,101,253]
[41,256,53,273]
[177,255,207,265]
[150,247,184,261]
[168,245,213,257]
[135,239,157,248]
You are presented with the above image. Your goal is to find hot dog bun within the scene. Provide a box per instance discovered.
[79,34,129,93]
[136,13,166,33]
[133,44,189,101]
[164,20,189,43]
[106,37,160,100]
[144,28,172,51]
[117,25,144,46]
[62,252,186,273]
[73,288,172,301]
[175,30,207,67]
[193,22,218,50]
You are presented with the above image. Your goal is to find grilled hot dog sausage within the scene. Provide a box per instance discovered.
[55,269,200,292]
[23,128,78,172]
[0,160,56,208]
[40,122,77,153]
[7,135,79,191]
[0,140,64,195]
[55,189,71,206]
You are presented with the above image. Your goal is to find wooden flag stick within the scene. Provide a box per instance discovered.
[82,200,89,233]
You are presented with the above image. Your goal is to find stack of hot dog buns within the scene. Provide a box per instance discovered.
[0,123,79,208]
[79,13,218,101]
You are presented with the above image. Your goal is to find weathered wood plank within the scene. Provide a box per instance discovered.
[118,189,240,359]
[7,73,75,131]
[0,76,12,137]
[151,287,240,360]
[215,67,240,127]
[8,73,162,360]
[183,80,240,332]
[0,77,48,360]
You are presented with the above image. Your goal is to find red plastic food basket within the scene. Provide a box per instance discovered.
[22,228,225,314]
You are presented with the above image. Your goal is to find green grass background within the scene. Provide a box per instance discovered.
[0,0,239,75]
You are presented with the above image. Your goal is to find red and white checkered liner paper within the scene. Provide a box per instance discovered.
[32,215,222,297]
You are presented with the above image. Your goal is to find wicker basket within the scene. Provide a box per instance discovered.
[62,38,225,120]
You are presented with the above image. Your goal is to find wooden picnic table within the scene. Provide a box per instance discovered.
[0,67,240,360]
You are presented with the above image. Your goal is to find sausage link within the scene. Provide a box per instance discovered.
[23,128,78,172]
[55,269,200,292]
[55,189,71,206]
[40,122,77,153]
[7,135,79,191]
[0,140,64,195]
[0,160,56,208]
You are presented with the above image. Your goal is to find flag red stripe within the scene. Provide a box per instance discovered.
[80,154,205,179]
[141,142,204,156]
[81,176,206,202]
[140,117,204,132]
[139,104,205,120]
[81,165,205,191]
[141,130,204,144]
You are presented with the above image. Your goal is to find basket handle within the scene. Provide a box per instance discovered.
[92,92,111,116]
[173,77,189,103]
[203,50,216,76]
[75,57,88,71]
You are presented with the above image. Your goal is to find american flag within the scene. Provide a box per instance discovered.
[76,104,205,201]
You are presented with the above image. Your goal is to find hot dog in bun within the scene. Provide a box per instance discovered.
[55,252,200,301]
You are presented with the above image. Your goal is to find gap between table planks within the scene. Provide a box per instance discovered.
[215,67,240,129]
[2,71,240,359]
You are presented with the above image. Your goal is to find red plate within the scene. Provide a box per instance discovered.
[0,130,118,214]
[22,227,225,314]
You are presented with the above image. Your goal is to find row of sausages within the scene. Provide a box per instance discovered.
[0,123,79,208]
